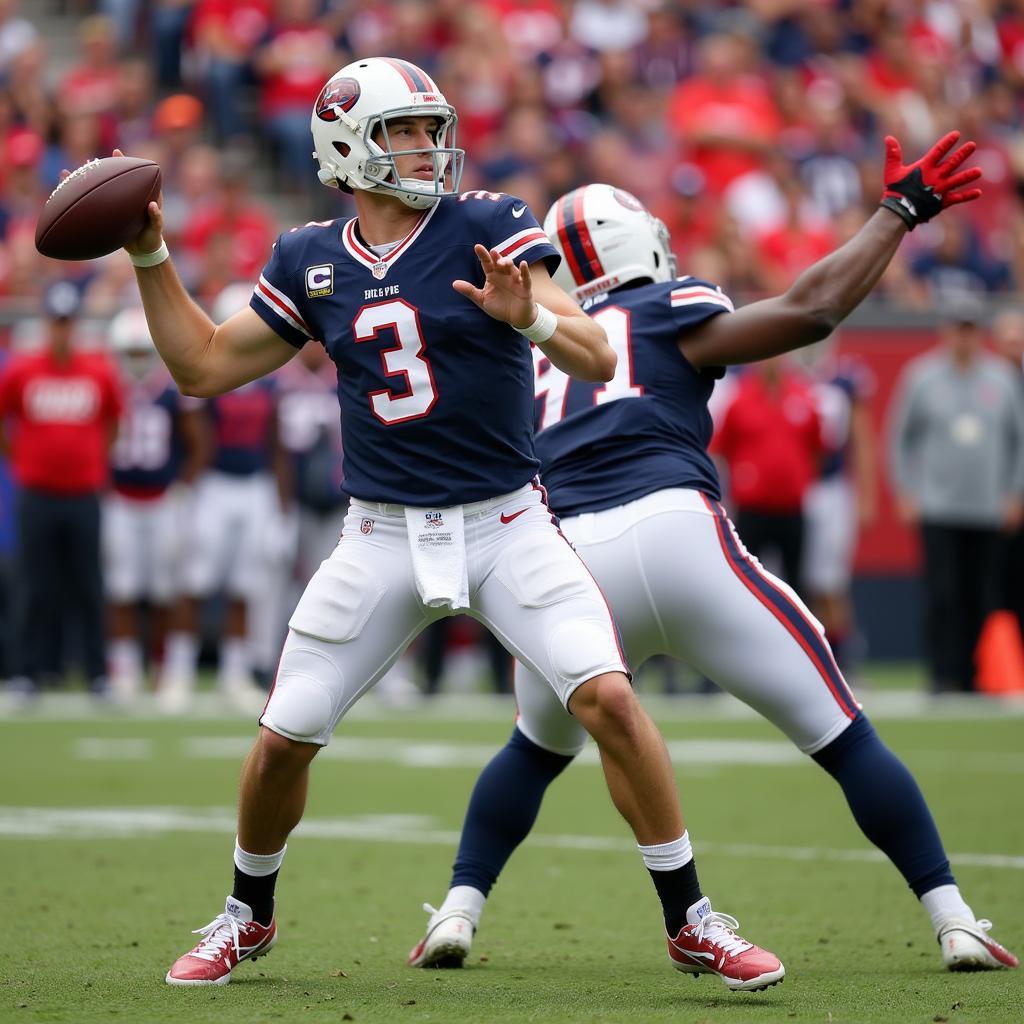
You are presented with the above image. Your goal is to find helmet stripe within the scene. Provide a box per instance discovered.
[571,187,605,282]
[555,193,586,285]
[382,57,435,94]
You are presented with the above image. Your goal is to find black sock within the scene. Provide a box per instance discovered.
[648,859,701,936]
[232,867,278,926]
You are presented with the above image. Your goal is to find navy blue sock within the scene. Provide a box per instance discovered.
[450,726,575,895]
[812,714,955,897]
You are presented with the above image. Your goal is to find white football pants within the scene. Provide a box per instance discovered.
[260,483,627,745]
[515,488,861,758]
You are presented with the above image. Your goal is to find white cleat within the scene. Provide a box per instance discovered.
[939,918,1018,971]
[407,903,475,968]
[107,671,143,708]
[219,674,266,715]
[155,675,195,715]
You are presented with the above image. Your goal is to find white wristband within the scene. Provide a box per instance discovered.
[129,240,169,268]
[517,303,558,345]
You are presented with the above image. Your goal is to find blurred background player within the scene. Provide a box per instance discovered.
[104,306,207,704]
[712,353,824,589]
[159,285,292,713]
[802,343,878,673]
[412,156,1018,976]
[888,293,1024,694]
[0,281,121,699]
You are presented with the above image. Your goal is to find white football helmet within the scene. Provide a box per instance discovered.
[212,282,254,323]
[109,308,158,378]
[542,184,677,302]
[310,57,464,210]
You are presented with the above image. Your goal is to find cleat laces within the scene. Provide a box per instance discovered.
[189,913,244,963]
[695,912,752,958]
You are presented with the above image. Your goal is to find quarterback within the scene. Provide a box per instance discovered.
[116,57,783,991]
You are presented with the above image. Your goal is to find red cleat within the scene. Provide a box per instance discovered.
[667,897,784,992]
[165,897,277,986]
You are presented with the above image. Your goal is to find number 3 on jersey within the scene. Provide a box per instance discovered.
[354,299,438,424]
[534,304,641,428]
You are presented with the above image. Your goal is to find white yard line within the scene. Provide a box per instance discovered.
[3,690,1024,722]
[0,806,1021,870]
[66,735,1024,773]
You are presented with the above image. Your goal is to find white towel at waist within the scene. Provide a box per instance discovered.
[404,504,469,610]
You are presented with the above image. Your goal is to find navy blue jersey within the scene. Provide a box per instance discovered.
[110,371,186,493]
[208,379,276,476]
[533,278,732,517]
[815,357,874,479]
[250,192,558,506]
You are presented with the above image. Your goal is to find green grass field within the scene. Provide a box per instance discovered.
[2,678,1022,1024]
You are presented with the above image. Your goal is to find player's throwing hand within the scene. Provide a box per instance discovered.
[454,244,537,330]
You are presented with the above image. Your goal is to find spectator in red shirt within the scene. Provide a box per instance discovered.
[667,32,782,197]
[181,152,277,285]
[0,282,122,698]
[57,15,121,119]
[189,0,272,142]
[713,355,824,590]
[254,0,339,188]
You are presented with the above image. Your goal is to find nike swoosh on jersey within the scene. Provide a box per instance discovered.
[499,508,529,523]
[511,205,527,218]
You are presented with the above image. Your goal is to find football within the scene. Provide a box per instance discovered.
[34,156,162,261]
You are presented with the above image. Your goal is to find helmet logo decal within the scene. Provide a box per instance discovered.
[316,78,360,121]
[612,188,644,211]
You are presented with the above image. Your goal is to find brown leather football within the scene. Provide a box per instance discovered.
[34,156,162,261]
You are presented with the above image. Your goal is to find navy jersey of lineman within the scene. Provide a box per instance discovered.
[208,379,277,476]
[250,193,559,506]
[533,278,732,517]
[110,374,184,493]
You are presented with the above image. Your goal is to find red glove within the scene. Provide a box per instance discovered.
[880,131,982,230]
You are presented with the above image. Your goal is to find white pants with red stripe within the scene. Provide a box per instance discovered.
[515,488,861,758]
[260,483,626,746]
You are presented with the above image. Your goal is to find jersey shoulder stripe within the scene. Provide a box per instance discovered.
[670,280,734,312]
[495,227,550,261]
[255,274,312,338]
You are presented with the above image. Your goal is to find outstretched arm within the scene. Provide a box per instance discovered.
[680,132,982,370]
[454,245,615,382]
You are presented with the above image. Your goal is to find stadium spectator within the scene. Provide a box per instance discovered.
[153,0,194,89]
[188,0,272,143]
[667,32,782,198]
[253,0,340,187]
[889,293,1024,693]
[0,0,37,78]
[57,15,122,120]
[908,216,1012,301]
[0,281,122,699]
[181,153,278,285]
[713,355,824,589]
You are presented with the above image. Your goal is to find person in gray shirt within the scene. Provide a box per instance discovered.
[889,294,1024,692]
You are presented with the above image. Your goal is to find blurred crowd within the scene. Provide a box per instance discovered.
[0,0,1023,704]
[0,0,1022,313]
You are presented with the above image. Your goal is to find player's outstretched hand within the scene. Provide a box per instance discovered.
[110,147,164,255]
[454,244,537,329]
[880,130,982,230]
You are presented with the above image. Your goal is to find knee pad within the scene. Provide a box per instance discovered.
[548,617,626,702]
[262,644,344,744]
